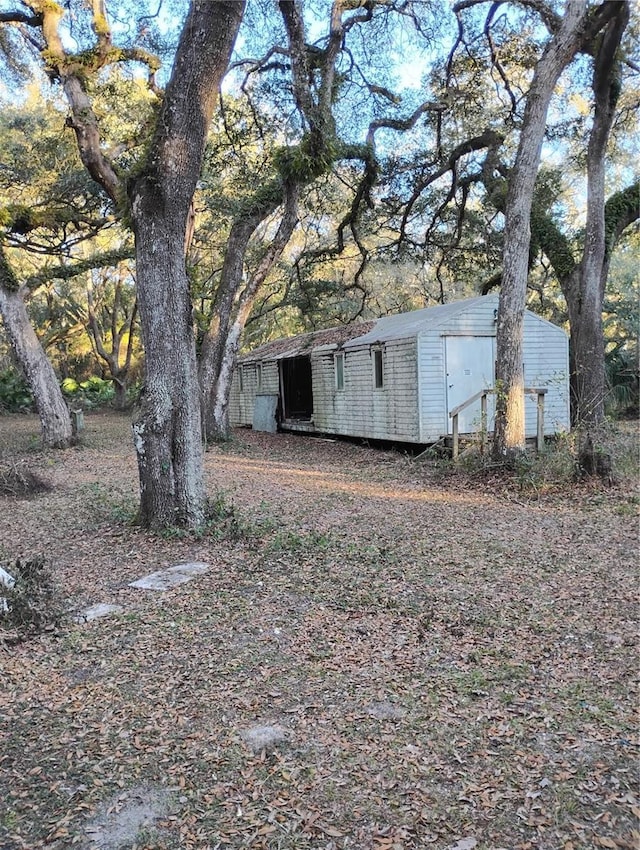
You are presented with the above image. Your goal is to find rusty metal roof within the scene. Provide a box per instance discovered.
[237,321,376,362]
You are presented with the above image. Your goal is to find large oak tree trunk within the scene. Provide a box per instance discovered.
[32,0,243,526]
[493,0,612,459]
[128,0,244,528]
[0,256,73,448]
[130,202,206,528]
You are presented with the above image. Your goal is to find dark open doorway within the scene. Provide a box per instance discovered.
[280,356,313,420]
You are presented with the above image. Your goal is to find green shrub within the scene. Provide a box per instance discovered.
[61,375,115,409]
[606,345,639,418]
[0,369,33,412]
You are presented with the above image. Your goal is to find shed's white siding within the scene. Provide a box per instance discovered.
[416,298,569,441]
[229,360,279,427]
[311,338,419,442]
[522,311,570,434]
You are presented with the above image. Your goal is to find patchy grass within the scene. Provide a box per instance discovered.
[0,413,638,850]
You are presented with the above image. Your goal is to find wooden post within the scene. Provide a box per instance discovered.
[536,391,545,453]
[480,393,488,455]
[452,413,459,461]
[71,409,84,435]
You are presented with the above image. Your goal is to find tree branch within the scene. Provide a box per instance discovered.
[23,247,135,293]
[0,10,41,26]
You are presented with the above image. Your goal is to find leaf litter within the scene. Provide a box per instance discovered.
[0,412,638,849]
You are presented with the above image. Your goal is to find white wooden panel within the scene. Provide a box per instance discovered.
[522,313,570,434]
[445,336,495,433]
[311,340,419,441]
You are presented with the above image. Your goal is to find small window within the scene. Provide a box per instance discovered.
[256,362,262,390]
[373,348,384,389]
[335,353,345,390]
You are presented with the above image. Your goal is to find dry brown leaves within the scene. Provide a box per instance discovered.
[0,413,638,850]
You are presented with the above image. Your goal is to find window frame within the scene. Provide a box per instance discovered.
[335,352,345,391]
[373,346,384,389]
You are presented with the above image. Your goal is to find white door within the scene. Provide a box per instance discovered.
[445,336,495,433]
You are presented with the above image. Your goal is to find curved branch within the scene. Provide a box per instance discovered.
[23,247,135,293]
[484,3,518,114]
[604,180,640,253]
[453,0,560,33]
[398,128,505,243]
[366,100,444,146]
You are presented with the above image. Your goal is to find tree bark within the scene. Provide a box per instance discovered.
[0,251,73,448]
[128,0,244,528]
[493,0,602,459]
[113,379,128,411]
[197,191,282,441]
[569,1,629,427]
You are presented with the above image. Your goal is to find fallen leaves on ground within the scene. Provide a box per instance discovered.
[0,413,638,850]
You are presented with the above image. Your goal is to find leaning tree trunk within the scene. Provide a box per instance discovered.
[200,183,299,441]
[198,214,267,442]
[0,275,73,449]
[493,0,597,460]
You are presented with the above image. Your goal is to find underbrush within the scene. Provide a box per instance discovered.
[0,369,32,412]
[454,420,639,495]
[0,556,66,643]
[0,459,52,499]
[61,376,115,409]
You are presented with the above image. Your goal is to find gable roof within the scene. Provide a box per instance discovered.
[342,295,497,348]
[238,295,500,362]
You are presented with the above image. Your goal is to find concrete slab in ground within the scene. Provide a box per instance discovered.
[129,562,210,591]
[84,785,174,849]
[74,603,124,623]
[0,566,15,588]
[240,724,289,753]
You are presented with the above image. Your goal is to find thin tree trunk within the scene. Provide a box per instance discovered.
[113,379,128,411]
[0,260,73,448]
[198,184,284,440]
[572,1,629,427]
[493,0,594,459]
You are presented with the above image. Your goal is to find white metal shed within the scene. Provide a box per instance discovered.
[229,294,570,444]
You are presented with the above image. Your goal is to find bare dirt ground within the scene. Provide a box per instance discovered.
[0,412,638,850]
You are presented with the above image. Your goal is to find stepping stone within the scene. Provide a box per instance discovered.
[366,700,406,721]
[75,603,124,623]
[129,562,210,591]
[240,724,289,753]
[0,566,14,588]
